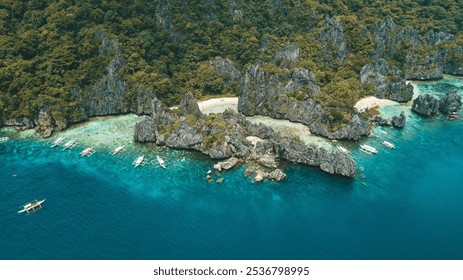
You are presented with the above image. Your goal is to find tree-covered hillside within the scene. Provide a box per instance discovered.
[0,0,462,131]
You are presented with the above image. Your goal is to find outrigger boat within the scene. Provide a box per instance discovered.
[80,147,95,157]
[360,144,378,154]
[51,136,66,147]
[0,137,8,143]
[156,155,166,169]
[381,140,395,149]
[63,140,76,150]
[18,199,45,214]
[132,156,147,167]
[112,146,125,155]
[337,146,349,154]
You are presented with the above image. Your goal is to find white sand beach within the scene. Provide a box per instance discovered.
[354,96,398,112]
[198,97,238,114]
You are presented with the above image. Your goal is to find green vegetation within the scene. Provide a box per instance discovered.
[0,0,462,126]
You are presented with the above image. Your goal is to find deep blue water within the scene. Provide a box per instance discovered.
[1,79,462,260]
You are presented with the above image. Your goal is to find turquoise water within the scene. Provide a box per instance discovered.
[1,78,462,260]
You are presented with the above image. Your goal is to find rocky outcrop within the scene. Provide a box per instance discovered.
[271,45,300,67]
[391,111,406,128]
[214,157,240,171]
[359,58,413,102]
[372,115,392,126]
[210,57,243,86]
[134,93,357,177]
[366,18,461,93]
[274,140,356,177]
[239,63,369,140]
[372,19,421,60]
[319,15,348,62]
[444,63,463,76]
[439,92,462,115]
[253,169,269,182]
[372,111,406,128]
[404,51,444,80]
[3,117,35,130]
[35,110,54,138]
[268,169,286,181]
[179,92,203,118]
[412,92,462,117]
[77,32,130,117]
[412,94,440,116]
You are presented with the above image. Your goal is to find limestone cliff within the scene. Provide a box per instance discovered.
[238,63,369,140]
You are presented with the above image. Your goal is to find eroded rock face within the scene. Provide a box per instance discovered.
[359,59,413,102]
[272,45,300,67]
[209,57,243,86]
[444,63,463,76]
[412,94,440,116]
[404,51,444,80]
[363,18,460,101]
[35,110,54,138]
[3,117,35,130]
[319,15,348,62]
[134,93,357,178]
[179,92,203,118]
[439,92,462,115]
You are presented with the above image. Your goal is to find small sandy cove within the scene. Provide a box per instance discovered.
[198,97,238,114]
[354,96,398,112]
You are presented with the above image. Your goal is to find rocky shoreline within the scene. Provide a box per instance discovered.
[2,21,462,181]
[134,93,356,180]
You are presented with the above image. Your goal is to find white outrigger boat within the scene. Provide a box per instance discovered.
[0,137,9,143]
[80,147,95,157]
[337,146,349,154]
[133,155,147,167]
[112,146,125,155]
[63,140,76,150]
[156,155,166,169]
[18,199,45,214]
[51,136,66,147]
[381,140,396,149]
[360,144,378,154]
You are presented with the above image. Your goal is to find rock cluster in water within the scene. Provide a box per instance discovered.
[134,93,356,178]
[412,92,462,117]
[372,111,406,128]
